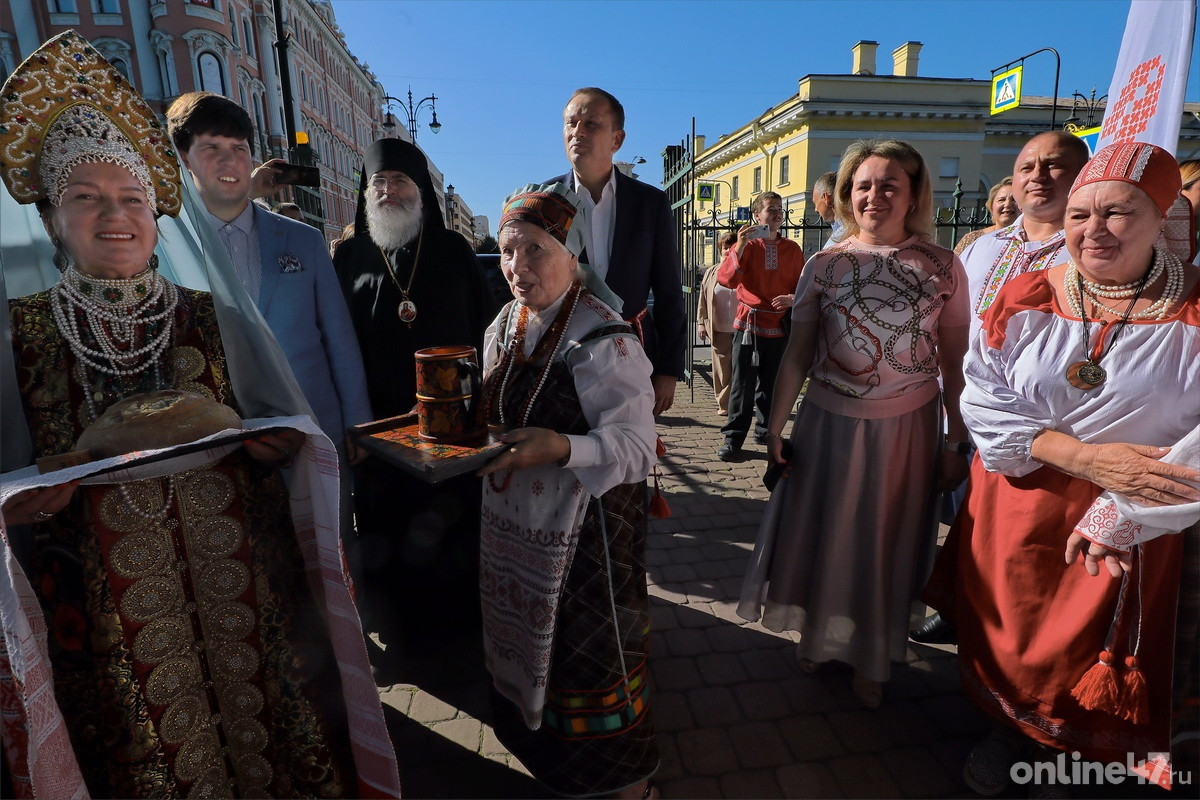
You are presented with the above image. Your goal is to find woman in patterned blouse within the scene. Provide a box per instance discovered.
[738,139,971,710]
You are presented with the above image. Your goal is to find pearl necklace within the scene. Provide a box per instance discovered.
[1074,257,1162,297]
[52,265,179,380]
[1063,245,1184,322]
[116,478,177,524]
[54,264,181,522]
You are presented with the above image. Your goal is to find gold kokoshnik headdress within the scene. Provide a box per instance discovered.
[0,29,181,216]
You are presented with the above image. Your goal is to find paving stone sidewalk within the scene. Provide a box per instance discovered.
[373,358,994,799]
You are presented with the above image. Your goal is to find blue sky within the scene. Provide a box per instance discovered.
[331,0,1200,231]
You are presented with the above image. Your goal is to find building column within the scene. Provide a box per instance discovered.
[255,5,285,146]
[127,0,162,101]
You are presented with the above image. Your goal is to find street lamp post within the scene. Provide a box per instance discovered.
[381,87,442,141]
[1064,86,1108,132]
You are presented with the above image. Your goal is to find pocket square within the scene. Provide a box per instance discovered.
[279,253,303,273]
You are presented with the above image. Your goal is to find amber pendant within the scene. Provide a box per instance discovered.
[398,299,418,324]
[1066,360,1106,390]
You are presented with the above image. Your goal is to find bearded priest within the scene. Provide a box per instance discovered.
[334,139,493,667]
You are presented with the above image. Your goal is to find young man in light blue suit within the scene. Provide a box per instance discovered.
[167,93,371,454]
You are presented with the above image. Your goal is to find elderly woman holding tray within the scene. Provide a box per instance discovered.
[941,142,1200,794]
[0,33,398,799]
[476,183,660,799]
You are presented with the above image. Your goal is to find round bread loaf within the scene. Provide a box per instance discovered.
[76,390,242,458]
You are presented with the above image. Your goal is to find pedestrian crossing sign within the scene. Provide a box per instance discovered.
[1072,125,1102,156]
[990,66,1022,115]
[697,183,715,202]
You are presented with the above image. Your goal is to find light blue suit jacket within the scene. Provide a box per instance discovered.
[252,206,372,443]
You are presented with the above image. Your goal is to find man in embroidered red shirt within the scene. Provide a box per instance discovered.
[715,191,805,461]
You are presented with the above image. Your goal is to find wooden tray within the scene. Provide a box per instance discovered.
[351,414,505,483]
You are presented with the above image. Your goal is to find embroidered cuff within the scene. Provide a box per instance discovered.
[1073,495,1138,553]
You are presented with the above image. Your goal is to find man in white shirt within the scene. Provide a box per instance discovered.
[958,131,1091,340]
[913,130,1089,645]
[549,88,686,416]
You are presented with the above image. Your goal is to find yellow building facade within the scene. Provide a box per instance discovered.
[691,41,1200,263]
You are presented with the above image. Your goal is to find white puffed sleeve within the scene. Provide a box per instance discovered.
[960,324,1056,477]
[562,333,657,497]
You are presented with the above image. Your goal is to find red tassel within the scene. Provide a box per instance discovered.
[1119,655,1149,724]
[648,469,671,519]
[1072,650,1121,712]
[655,436,668,459]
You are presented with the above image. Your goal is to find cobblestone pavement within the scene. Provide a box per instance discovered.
[373,361,995,799]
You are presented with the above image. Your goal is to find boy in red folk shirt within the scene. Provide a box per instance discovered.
[716,191,806,460]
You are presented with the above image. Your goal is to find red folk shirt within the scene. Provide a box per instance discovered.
[716,235,806,338]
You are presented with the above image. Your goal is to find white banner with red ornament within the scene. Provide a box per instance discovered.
[1096,0,1196,154]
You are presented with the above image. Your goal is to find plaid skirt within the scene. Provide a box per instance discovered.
[490,481,659,797]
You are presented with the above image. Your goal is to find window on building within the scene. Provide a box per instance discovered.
[732,176,739,200]
[189,0,216,8]
[228,6,238,45]
[253,100,265,146]
[300,71,307,101]
[156,50,174,96]
[92,0,120,13]
[753,166,762,193]
[109,57,129,80]
[939,157,959,179]
[243,18,256,58]
[49,0,78,12]
[715,184,721,207]
[197,51,224,94]
[779,156,790,185]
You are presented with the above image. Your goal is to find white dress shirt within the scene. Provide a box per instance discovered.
[573,167,618,281]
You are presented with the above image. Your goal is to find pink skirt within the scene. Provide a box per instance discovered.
[737,391,941,681]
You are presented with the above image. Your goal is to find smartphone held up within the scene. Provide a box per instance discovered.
[274,163,321,187]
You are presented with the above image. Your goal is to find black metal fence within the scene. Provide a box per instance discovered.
[662,134,992,394]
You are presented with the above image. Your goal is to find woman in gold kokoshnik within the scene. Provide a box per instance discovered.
[0,32,399,798]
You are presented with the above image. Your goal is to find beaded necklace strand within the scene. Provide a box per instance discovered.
[486,282,583,492]
[53,263,179,522]
[1063,244,1184,322]
[52,264,178,382]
